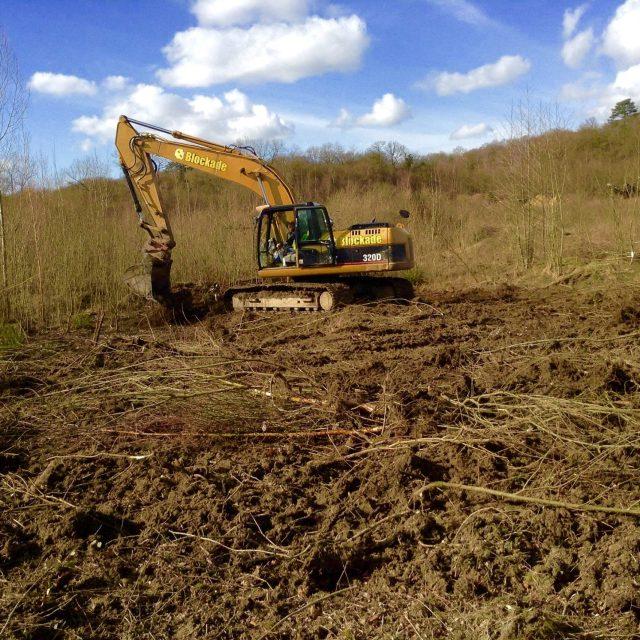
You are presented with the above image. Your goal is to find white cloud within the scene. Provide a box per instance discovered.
[332,108,353,128]
[425,0,494,26]
[356,94,411,127]
[592,66,640,117]
[102,75,130,91]
[28,72,97,96]
[424,55,531,96]
[559,65,640,119]
[191,0,308,26]
[562,28,594,68]
[450,122,493,140]
[72,84,293,148]
[612,64,640,91]
[558,1,640,119]
[157,15,369,87]
[563,4,588,39]
[602,0,640,67]
[559,72,602,102]
[332,94,411,129]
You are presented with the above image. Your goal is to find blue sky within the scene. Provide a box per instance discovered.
[1,0,639,170]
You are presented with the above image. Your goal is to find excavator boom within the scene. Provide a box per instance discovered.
[115,115,294,301]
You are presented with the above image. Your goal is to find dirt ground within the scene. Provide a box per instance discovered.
[1,282,640,639]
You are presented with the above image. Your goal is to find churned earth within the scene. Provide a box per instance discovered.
[1,282,640,639]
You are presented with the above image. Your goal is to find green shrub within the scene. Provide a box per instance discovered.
[0,323,25,350]
[71,312,94,331]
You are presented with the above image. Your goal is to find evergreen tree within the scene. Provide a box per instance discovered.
[608,99,638,123]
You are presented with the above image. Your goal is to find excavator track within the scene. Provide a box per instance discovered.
[225,277,413,312]
[226,282,352,312]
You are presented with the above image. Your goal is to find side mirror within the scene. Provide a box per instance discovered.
[399,210,410,219]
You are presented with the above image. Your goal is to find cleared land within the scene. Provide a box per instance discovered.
[1,281,639,639]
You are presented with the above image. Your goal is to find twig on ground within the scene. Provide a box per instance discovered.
[475,329,640,355]
[168,529,290,558]
[419,481,640,518]
[46,453,153,461]
[347,508,412,542]
[111,427,381,439]
[257,586,356,640]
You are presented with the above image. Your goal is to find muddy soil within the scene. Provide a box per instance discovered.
[1,283,640,639]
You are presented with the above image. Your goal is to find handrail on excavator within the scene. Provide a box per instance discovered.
[124,117,249,157]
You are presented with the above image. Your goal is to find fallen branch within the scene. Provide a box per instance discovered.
[111,427,382,439]
[475,329,640,355]
[420,481,640,518]
[46,453,152,461]
[1,476,80,511]
[168,529,289,558]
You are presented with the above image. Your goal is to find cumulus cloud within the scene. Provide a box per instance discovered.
[357,94,411,127]
[102,76,130,91]
[562,28,594,68]
[563,4,588,39]
[28,72,97,96]
[590,66,640,118]
[609,64,640,103]
[450,122,493,140]
[602,0,640,67]
[332,94,411,129]
[157,14,369,87]
[425,0,494,26]
[559,2,640,117]
[422,55,531,96]
[191,0,308,26]
[559,72,602,102]
[559,65,640,119]
[332,108,353,128]
[72,84,293,148]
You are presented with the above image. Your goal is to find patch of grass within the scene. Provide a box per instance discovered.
[0,323,25,350]
[403,266,428,285]
[71,312,94,331]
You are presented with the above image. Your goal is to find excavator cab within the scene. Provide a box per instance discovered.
[257,204,336,271]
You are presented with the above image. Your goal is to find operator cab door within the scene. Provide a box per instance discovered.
[294,206,336,268]
[257,206,336,270]
[257,209,295,269]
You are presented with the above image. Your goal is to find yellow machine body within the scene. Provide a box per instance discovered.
[115,115,415,309]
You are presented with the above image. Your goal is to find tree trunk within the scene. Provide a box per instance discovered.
[0,191,7,290]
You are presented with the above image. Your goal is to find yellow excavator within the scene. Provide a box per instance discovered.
[115,115,415,311]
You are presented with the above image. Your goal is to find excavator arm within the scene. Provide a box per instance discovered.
[115,115,295,302]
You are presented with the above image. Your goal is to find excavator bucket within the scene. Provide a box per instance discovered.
[123,265,154,300]
[123,255,173,303]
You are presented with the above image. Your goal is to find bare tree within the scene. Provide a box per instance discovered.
[579,117,599,130]
[62,153,114,221]
[498,99,568,273]
[367,141,409,167]
[0,31,28,301]
[234,138,287,163]
[305,143,349,164]
[0,32,26,154]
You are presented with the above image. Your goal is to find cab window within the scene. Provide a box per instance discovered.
[296,207,330,243]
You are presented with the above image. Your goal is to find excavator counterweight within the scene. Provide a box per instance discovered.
[115,115,415,311]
